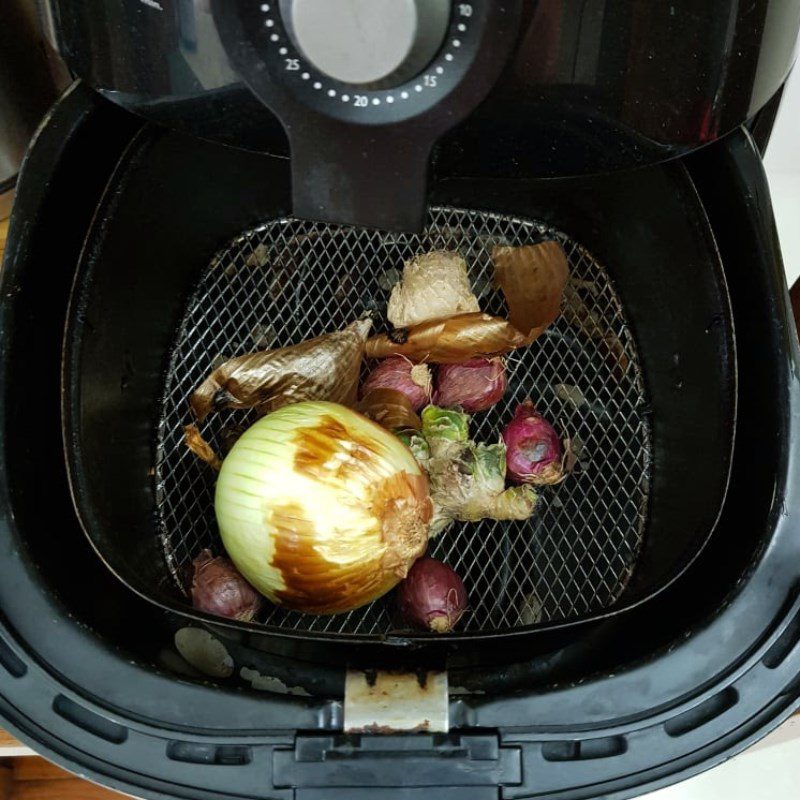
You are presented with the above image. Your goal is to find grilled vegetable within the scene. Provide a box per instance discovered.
[357,388,421,432]
[215,402,432,614]
[190,318,371,421]
[190,549,261,621]
[503,400,564,485]
[419,406,538,536]
[396,557,468,633]
[367,242,568,363]
[361,356,432,411]
[435,357,507,412]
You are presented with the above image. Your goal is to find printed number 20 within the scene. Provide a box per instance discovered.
[459,3,472,16]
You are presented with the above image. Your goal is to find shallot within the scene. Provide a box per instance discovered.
[396,557,468,633]
[360,357,432,411]
[435,357,506,412]
[503,400,564,485]
[190,549,262,621]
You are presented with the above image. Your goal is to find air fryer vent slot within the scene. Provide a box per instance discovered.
[541,735,627,761]
[664,688,738,737]
[52,695,128,744]
[167,741,252,765]
[762,606,800,669]
[0,635,26,678]
[155,208,651,636]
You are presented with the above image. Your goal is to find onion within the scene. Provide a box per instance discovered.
[396,557,468,633]
[357,388,421,432]
[434,357,507,412]
[215,402,432,615]
[190,549,262,621]
[361,357,432,411]
[502,400,564,485]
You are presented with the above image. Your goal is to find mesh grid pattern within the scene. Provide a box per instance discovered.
[154,208,650,635]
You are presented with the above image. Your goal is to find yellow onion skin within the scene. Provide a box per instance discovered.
[215,402,432,615]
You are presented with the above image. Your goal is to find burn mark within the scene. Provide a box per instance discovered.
[363,669,378,688]
[269,501,387,614]
[210,387,239,414]
[352,720,431,735]
[292,414,378,482]
[389,328,410,345]
[269,415,430,612]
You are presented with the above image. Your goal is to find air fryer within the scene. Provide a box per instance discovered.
[1,2,800,799]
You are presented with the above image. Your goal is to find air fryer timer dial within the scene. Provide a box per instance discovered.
[281,0,450,89]
[212,0,521,230]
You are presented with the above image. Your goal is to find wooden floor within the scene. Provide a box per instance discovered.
[0,756,131,800]
[0,731,130,800]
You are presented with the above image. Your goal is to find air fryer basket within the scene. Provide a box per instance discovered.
[157,211,649,634]
[62,126,735,648]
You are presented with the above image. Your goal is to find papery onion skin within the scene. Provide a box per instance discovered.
[190,549,262,621]
[435,357,507,412]
[361,357,432,411]
[503,400,564,485]
[191,318,371,421]
[215,402,432,615]
[357,388,422,432]
[396,557,468,633]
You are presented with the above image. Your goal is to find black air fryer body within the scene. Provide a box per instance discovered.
[2,2,800,798]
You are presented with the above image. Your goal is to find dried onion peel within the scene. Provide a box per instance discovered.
[367,242,568,363]
[190,318,371,421]
[356,388,422,432]
[387,250,480,328]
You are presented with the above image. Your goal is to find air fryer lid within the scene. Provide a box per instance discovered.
[46,0,800,229]
[61,120,734,659]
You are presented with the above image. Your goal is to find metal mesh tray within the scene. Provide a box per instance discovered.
[155,207,650,635]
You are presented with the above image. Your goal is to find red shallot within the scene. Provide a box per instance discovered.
[396,557,468,633]
[361,357,432,412]
[503,400,564,485]
[435,357,507,412]
[190,549,262,621]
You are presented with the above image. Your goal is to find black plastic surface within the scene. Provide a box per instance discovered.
[272,735,521,789]
[1,85,799,800]
[209,0,520,230]
[48,0,800,176]
[61,103,734,658]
